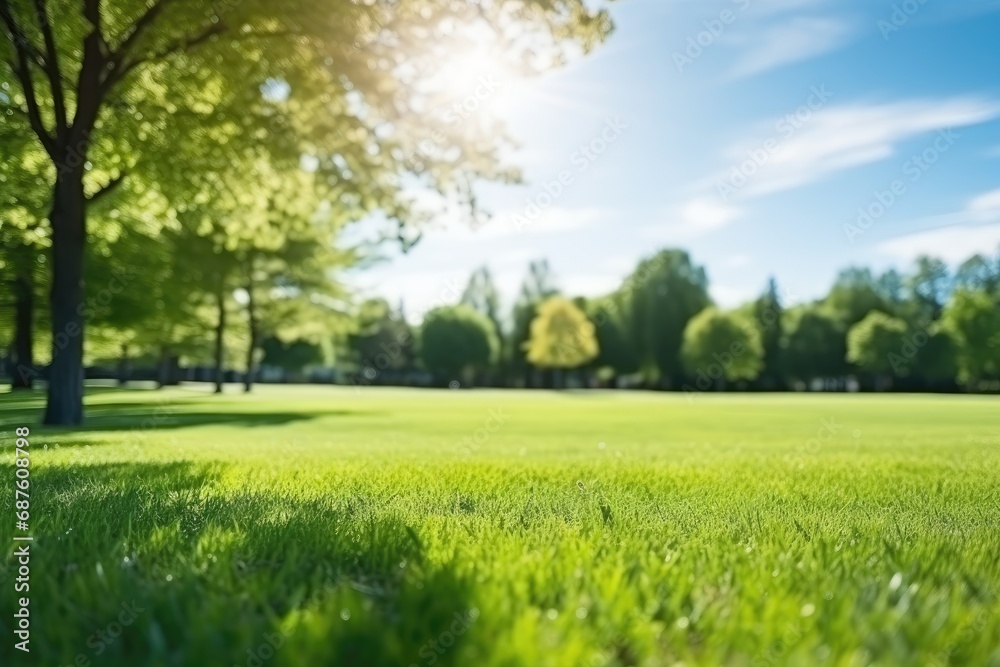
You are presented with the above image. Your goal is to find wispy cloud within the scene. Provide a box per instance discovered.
[641,198,743,240]
[719,97,1000,199]
[876,187,1000,263]
[447,206,606,239]
[877,223,1000,264]
[729,17,855,78]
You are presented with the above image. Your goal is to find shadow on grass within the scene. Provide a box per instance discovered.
[0,389,372,441]
[0,462,477,667]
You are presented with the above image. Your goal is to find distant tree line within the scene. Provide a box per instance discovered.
[4,243,998,394]
[345,248,1000,393]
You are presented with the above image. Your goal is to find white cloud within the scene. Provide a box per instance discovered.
[730,17,855,78]
[876,188,1000,263]
[681,198,742,230]
[639,199,743,241]
[969,188,1000,213]
[719,98,1000,199]
[877,223,1000,264]
[711,284,757,308]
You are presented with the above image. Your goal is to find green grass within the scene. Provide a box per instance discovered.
[2,386,999,666]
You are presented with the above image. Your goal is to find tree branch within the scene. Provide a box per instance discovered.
[0,1,56,157]
[86,172,127,205]
[112,0,173,62]
[32,0,66,133]
[68,0,107,145]
[110,20,235,85]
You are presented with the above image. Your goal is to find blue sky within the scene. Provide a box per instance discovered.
[347,0,1000,320]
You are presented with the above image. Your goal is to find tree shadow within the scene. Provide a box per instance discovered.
[0,390,374,440]
[0,462,477,667]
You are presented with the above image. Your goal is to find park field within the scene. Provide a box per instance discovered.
[1,386,999,666]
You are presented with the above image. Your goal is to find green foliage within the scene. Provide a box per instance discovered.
[348,299,415,372]
[781,308,847,380]
[508,260,559,378]
[824,267,892,327]
[621,249,711,384]
[753,277,783,381]
[908,256,951,321]
[846,310,908,375]
[419,305,498,378]
[586,296,638,376]
[260,337,323,371]
[941,288,1000,383]
[681,308,763,382]
[525,296,598,369]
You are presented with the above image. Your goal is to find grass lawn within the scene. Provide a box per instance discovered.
[1,386,999,666]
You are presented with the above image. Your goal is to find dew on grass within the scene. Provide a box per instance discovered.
[340,609,351,621]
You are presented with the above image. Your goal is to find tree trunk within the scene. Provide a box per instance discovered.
[11,274,35,390]
[214,290,226,394]
[44,170,87,425]
[117,343,131,386]
[244,283,258,393]
[157,347,168,388]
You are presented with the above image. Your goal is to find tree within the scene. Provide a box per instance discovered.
[348,299,415,386]
[0,116,49,390]
[955,253,1000,296]
[681,308,763,386]
[622,249,711,387]
[876,268,906,306]
[889,326,957,386]
[509,260,559,385]
[461,266,504,382]
[419,305,498,383]
[753,277,783,387]
[824,267,892,327]
[941,289,1000,385]
[1,0,614,423]
[846,310,908,389]
[524,297,598,375]
[908,256,951,321]
[260,337,323,374]
[780,308,847,382]
[586,296,637,383]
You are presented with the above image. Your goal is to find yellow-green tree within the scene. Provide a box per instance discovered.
[525,297,598,370]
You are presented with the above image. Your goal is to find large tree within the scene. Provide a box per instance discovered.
[419,304,498,383]
[622,249,711,387]
[908,256,951,322]
[824,267,892,328]
[0,0,614,423]
[752,277,783,387]
[0,116,49,389]
[681,308,763,386]
[524,296,598,373]
[941,288,1000,386]
[780,307,848,382]
[509,259,559,385]
[846,310,908,389]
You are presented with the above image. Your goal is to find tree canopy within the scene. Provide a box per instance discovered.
[524,296,598,370]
